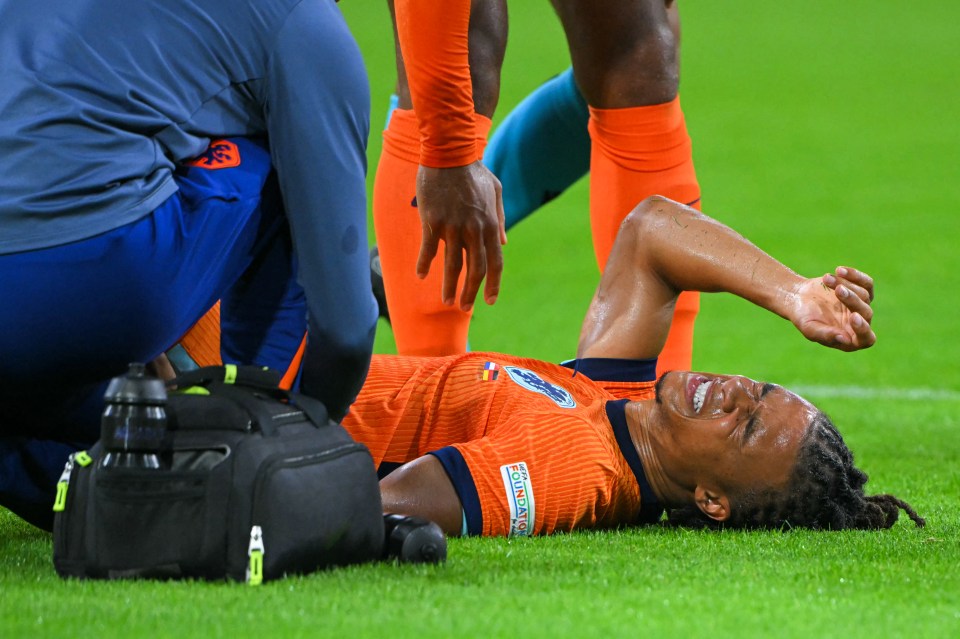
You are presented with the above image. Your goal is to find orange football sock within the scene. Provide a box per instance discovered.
[657,290,700,375]
[374,111,492,356]
[178,302,222,367]
[588,97,701,374]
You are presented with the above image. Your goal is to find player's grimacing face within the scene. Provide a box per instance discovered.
[651,371,816,493]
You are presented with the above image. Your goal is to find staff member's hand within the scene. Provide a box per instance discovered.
[415,160,506,311]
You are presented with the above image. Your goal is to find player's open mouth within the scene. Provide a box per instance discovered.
[693,380,711,413]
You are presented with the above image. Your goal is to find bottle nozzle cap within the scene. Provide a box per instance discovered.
[103,362,167,405]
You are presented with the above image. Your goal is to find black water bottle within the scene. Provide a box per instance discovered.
[100,363,168,469]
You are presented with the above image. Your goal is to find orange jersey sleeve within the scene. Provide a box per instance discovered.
[451,400,644,536]
[394,0,476,167]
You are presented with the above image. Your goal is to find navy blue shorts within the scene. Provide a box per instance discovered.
[0,137,315,527]
[0,136,306,438]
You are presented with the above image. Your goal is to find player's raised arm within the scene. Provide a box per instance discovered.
[576,196,877,360]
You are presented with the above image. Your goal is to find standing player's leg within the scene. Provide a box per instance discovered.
[551,0,700,375]
[373,0,507,355]
[483,68,591,229]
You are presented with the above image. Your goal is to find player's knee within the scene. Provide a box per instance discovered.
[578,24,679,106]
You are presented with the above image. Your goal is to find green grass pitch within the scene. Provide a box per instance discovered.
[2,2,959,637]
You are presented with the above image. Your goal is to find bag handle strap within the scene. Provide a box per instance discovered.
[169,365,331,435]
[207,383,281,437]
[287,392,330,429]
[171,364,281,394]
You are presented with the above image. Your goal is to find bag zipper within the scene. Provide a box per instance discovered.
[53,450,93,512]
[246,525,264,586]
[245,443,366,582]
[52,450,93,562]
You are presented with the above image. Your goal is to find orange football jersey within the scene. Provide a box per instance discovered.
[342,352,659,536]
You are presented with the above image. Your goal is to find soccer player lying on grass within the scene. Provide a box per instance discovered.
[344,195,925,536]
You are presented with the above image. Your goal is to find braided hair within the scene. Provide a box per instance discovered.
[665,411,926,530]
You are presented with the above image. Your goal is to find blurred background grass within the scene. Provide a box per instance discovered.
[1,2,958,637]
